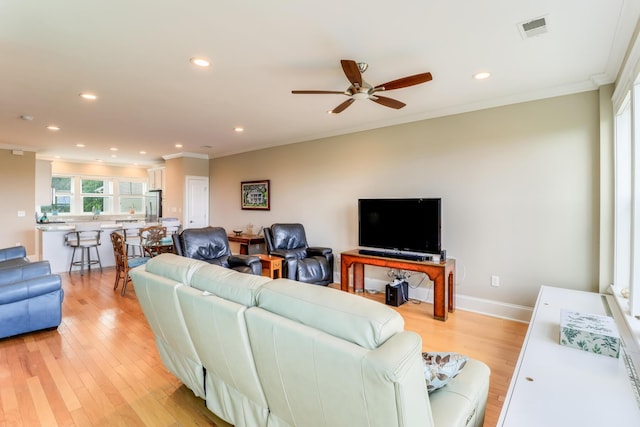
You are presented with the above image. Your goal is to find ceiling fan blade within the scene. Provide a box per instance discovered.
[292,90,346,95]
[374,72,433,91]
[331,98,355,114]
[371,95,406,109]
[340,60,362,87]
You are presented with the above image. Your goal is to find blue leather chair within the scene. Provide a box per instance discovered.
[0,245,31,269]
[0,246,64,339]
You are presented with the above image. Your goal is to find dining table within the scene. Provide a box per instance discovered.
[126,236,174,257]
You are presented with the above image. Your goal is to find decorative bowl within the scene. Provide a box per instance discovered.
[233,229,243,236]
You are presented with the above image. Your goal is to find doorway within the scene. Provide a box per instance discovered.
[184,176,209,229]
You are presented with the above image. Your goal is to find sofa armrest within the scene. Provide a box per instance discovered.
[228,255,262,275]
[228,254,260,267]
[0,261,52,286]
[307,246,332,257]
[428,358,490,427]
[0,246,27,262]
[269,250,296,260]
[0,274,62,305]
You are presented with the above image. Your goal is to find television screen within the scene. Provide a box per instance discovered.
[358,198,441,255]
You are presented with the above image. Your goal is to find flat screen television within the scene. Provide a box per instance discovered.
[358,198,441,255]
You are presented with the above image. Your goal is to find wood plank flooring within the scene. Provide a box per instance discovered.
[0,268,527,426]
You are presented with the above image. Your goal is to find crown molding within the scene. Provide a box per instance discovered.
[162,152,210,161]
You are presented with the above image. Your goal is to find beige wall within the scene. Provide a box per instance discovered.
[0,150,36,252]
[210,91,601,309]
[163,155,209,223]
[52,161,149,178]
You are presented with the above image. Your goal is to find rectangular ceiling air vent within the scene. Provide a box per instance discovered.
[518,16,548,39]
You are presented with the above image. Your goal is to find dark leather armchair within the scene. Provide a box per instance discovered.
[172,227,262,275]
[264,223,334,286]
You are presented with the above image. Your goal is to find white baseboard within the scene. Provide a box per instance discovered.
[355,276,533,323]
[452,294,532,323]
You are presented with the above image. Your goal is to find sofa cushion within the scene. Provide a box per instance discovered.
[177,285,269,426]
[143,253,206,285]
[0,257,31,270]
[0,261,52,286]
[190,263,271,307]
[0,246,27,262]
[0,274,62,305]
[130,266,205,399]
[255,279,403,349]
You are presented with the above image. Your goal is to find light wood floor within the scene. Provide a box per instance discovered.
[0,268,527,426]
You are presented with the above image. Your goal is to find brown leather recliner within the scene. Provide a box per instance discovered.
[263,223,333,286]
[172,226,262,275]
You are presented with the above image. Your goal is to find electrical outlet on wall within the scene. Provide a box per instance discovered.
[491,275,500,287]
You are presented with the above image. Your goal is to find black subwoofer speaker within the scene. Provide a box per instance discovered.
[385,281,409,307]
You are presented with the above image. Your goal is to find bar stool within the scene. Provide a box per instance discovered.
[65,230,103,275]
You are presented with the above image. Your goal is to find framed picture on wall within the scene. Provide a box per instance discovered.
[241,180,270,210]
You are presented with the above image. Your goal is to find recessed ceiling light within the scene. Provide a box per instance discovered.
[175,143,183,148]
[76,143,85,148]
[110,147,118,151]
[234,126,244,132]
[79,92,98,100]
[111,155,117,158]
[190,57,211,67]
[20,115,34,121]
[139,151,147,155]
[473,72,491,80]
[47,125,61,131]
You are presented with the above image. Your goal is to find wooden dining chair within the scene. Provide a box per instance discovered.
[110,230,150,296]
[139,225,172,257]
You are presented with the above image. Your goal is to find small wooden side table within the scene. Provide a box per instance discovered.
[256,254,282,279]
[227,234,265,255]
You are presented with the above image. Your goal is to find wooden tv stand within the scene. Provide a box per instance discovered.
[340,249,456,321]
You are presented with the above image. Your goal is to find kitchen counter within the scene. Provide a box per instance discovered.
[35,220,178,274]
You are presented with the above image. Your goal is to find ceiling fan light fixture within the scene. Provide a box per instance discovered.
[352,92,370,100]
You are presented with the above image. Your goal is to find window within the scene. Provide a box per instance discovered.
[50,176,72,213]
[118,181,145,213]
[613,37,640,319]
[48,175,147,215]
[81,178,112,213]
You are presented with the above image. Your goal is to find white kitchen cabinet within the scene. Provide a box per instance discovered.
[148,167,165,191]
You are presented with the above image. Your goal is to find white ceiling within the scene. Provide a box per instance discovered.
[1,0,639,167]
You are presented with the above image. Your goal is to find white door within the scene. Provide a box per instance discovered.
[185,176,209,229]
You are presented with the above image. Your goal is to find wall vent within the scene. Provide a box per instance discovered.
[518,16,548,39]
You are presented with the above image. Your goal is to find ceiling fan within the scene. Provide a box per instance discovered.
[292,59,433,114]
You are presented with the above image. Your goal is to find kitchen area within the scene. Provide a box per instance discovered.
[34,162,182,273]
[36,217,180,274]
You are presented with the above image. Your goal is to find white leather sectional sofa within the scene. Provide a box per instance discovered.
[130,253,490,427]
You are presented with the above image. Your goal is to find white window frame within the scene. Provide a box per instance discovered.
[51,174,147,216]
